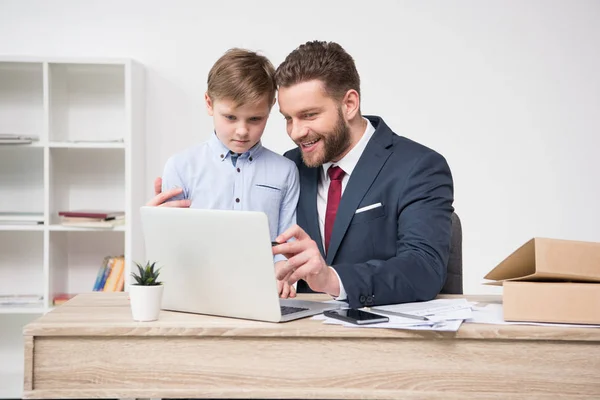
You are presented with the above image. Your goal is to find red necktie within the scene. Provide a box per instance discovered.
[325,165,345,254]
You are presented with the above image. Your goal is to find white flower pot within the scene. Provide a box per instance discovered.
[129,284,164,322]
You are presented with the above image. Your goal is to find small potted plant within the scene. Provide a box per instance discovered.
[129,261,164,322]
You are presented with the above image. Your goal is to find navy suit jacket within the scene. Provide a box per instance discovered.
[284,116,454,308]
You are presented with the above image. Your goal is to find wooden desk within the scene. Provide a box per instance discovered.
[23,293,600,399]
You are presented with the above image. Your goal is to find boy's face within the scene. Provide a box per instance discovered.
[278,80,351,168]
[206,95,272,154]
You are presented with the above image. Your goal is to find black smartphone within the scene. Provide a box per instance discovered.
[324,309,389,325]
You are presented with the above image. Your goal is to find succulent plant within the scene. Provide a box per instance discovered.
[131,261,162,286]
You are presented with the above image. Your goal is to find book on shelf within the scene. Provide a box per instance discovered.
[68,138,124,143]
[0,212,44,225]
[58,210,124,219]
[52,293,76,306]
[53,255,126,306]
[0,133,39,145]
[0,294,43,307]
[93,255,125,292]
[58,210,125,228]
[60,216,125,228]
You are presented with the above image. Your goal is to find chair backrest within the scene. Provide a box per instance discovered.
[441,212,463,294]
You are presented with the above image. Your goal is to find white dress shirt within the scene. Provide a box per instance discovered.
[317,118,376,300]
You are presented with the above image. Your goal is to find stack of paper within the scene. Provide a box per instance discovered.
[316,299,474,332]
[0,212,44,225]
[0,133,39,145]
[0,294,44,307]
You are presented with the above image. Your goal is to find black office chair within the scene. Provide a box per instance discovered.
[441,212,463,294]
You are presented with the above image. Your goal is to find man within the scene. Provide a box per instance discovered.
[149,40,454,309]
[270,41,454,309]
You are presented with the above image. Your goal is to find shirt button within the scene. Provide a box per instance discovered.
[249,157,253,162]
[220,154,224,158]
[235,198,240,203]
[237,168,240,173]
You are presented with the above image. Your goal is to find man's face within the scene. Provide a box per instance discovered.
[206,95,271,154]
[278,80,351,168]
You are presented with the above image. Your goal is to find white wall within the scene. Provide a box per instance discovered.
[1,0,599,294]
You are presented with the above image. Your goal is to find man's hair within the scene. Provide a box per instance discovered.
[275,41,360,100]
[207,48,276,107]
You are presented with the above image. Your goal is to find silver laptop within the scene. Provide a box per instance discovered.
[139,206,341,322]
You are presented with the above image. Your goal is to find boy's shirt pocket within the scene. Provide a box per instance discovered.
[254,184,282,192]
[253,183,283,210]
[252,183,283,239]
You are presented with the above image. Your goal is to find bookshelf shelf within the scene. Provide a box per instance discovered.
[0,141,45,147]
[0,225,45,231]
[0,57,145,399]
[48,141,125,149]
[48,224,126,232]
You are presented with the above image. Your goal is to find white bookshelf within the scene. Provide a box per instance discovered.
[0,56,145,399]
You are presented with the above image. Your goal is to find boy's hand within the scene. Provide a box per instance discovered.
[146,177,191,208]
[275,261,296,298]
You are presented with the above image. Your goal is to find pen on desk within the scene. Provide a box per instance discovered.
[368,307,429,321]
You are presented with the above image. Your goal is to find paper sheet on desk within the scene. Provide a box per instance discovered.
[313,299,473,331]
[373,298,472,317]
[466,303,600,328]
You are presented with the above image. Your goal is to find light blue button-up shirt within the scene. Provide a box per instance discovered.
[161,133,300,262]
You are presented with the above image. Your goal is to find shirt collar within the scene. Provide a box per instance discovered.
[208,132,264,162]
[322,117,376,180]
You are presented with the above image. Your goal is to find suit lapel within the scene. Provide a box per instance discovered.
[299,166,325,257]
[326,118,394,264]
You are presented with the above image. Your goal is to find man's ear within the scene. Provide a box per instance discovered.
[205,93,214,116]
[341,89,360,121]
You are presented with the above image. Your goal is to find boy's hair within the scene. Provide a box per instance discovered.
[207,48,276,107]
[275,40,361,101]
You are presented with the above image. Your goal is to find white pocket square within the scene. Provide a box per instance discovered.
[355,202,382,214]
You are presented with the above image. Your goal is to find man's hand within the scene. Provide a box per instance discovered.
[272,225,340,296]
[275,261,296,298]
[146,177,191,208]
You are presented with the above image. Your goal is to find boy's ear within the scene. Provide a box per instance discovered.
[205,93,214,116]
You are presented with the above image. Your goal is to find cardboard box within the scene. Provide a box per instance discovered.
[503,281,600,324]
[485,238,600,324]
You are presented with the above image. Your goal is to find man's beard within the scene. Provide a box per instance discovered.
[299,109,351,168]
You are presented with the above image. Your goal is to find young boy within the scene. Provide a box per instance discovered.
[160,48,299,297]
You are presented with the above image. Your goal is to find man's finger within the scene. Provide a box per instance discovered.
[272,239,309,258]
[276,250,311,280]
[289,285,297,298]
[281,282,290,298]
[154,177,162,196]
[275,262,295,280]
[287,265,311,286]
[275,224,309,244]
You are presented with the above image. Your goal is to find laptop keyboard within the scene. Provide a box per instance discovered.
[280,305,309,316]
